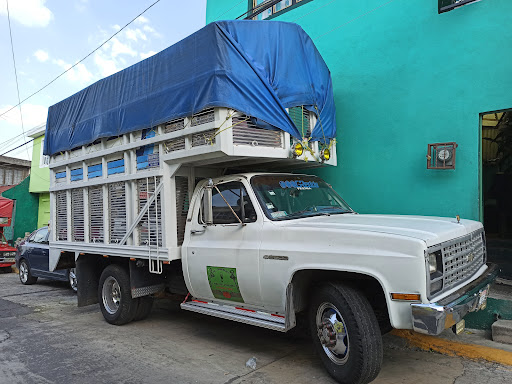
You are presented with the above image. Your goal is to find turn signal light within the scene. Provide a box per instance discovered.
[321,148,330,162]
[293,142,304,157]
[391,293,421,301]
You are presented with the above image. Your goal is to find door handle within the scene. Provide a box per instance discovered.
[191,228,206,235]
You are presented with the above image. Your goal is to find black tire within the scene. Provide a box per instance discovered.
[98,264,138,325]
[309,283,383,384]
[19,260,38,285]
[134,296,154,321]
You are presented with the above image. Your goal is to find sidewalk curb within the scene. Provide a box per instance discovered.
[391,329,512,366]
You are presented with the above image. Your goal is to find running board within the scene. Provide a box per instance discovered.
[181,300,287,332]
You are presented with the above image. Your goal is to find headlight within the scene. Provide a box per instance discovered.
[428,253,437,274]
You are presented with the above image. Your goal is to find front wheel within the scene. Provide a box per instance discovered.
[19,260,38,285]
[98,264,138,325]
[309,283,383,384]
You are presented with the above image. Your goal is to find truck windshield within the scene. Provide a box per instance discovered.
[251,175,353,221]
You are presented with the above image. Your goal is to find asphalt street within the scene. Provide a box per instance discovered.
[0,271,511,384]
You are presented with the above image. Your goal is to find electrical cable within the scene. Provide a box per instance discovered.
[0,0,161,121]
[291,0,338,23]
[314,0,396,40]
[6,0,29,159]
[0,138,35,156]
[214,0,246,21]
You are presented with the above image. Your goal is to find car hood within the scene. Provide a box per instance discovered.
[279,214,482,247]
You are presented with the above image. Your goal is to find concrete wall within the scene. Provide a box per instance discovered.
[206,0,512,221]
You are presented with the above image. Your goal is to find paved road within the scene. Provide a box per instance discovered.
[0,271,511,384]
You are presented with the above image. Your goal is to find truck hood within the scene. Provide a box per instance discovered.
[279,214,482,247]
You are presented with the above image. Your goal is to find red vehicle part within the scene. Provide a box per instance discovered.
[0,196,16,268]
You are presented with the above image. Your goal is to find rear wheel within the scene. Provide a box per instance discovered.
[98,264,138,325]
[19,260,37,285]
[309,283,383,384]
[68,268,77,293]
[134,296,154,321]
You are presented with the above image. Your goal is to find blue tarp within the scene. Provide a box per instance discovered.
[44,20,336,156]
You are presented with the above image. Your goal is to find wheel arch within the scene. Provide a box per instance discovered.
[289,268,392,333]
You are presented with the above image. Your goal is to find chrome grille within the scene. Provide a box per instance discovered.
[442,230,485,290]
[71,189,85,242]
[429,229,486,297]
[89,187,104,243]
[232,116,283,148]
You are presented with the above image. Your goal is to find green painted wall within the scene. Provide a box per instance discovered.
[2,176,39,241]
[29,135,50,193]
[206,0,512,221]
[37,193,50,228]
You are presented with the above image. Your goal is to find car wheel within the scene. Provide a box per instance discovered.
[19,260,38,285]
[68,268,77,293]
[98,264,138,325]
[134,296,154,321]
[309,283,383,384]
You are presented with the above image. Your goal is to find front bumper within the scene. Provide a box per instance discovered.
[0,258,15,267]
[411,263,499,335]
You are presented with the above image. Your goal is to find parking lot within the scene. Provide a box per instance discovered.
[1,271,511,384]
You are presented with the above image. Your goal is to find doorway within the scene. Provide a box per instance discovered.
[481,110,512,279]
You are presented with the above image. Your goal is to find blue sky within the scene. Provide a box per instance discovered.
[0,0,208,160]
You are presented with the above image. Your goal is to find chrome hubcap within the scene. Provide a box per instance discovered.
[102,276,121,315]
[69,268,77,292]
[316,302,349,364]
[20,263,28,283]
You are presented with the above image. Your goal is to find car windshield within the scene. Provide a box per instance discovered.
[251,175,353,221]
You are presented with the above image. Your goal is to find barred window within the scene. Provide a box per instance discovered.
[251,0,310,20]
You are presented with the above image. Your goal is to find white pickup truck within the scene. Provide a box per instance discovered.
[42,20,497,384]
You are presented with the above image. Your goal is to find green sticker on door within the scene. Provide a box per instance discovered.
[206,266,244,303]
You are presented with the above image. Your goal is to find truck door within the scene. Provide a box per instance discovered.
[183,180,263,306]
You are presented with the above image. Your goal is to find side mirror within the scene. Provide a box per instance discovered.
[203,182,213,225]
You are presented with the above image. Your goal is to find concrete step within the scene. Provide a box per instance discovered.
[492,320,512,345]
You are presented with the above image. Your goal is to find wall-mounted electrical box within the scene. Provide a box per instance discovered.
[427,142,458,169]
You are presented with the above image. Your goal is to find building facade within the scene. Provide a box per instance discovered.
[26,125,51,228]
[206,0,512,327]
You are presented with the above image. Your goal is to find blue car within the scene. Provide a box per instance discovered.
[15,226,77,292]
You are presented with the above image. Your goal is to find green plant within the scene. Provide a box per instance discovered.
[484,111,512,174]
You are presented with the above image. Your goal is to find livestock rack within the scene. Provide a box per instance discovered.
[48,107,337,273]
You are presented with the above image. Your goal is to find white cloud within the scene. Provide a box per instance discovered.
[0,103,48,128]
[135,16,149,24]
[53,59,94,85]
[140,51,156,60]
[0,0,53,28]
[94,53,118,77]
[112,24,121,31]
[125,28,147,42]
[110,37,137,58]
[34,49,49,62]
[75,0,89,13]
[142,25,161,38]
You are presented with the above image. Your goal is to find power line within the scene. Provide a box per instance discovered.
[214,0,246,21]
[0,138,34,157]
[292,0,338,23]
[6,0,29,159]
[314,0,396,40]
[0,0,161,121]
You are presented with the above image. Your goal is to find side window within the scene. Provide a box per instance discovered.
[32,228,48,243]
[204,181,257,224]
